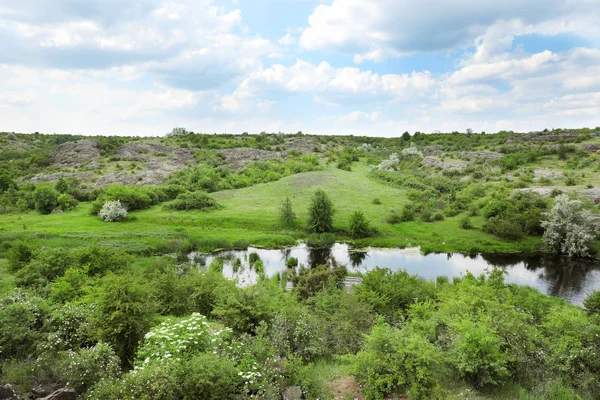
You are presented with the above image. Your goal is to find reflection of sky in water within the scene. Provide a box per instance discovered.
[189,243,600,306]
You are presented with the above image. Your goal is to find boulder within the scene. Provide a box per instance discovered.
[0,384,21,400]
[282,386,302,400]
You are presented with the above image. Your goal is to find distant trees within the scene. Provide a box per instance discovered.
[279,197,296,226]
[168,127,189,137]
[541,194,594,257]
[307,189,334,233]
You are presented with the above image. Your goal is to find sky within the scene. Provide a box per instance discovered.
[1,0,600,137]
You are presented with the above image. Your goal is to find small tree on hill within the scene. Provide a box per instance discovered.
[279,197,296,226]
[541,194,594,257]
[307,189,334,233]
[349,210,371,238]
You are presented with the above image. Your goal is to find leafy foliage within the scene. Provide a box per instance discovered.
[307,189,335,233]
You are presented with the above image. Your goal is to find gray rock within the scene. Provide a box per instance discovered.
[38,389,77,400]
[52,140,100,167]
[282,386,302,400]
[422,157,468,171]
[582,188,600,204]
[219,148,284,170]
[458,151,503,162]
[0,384,20,400]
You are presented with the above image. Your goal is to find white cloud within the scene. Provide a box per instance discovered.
[300,0,600,62]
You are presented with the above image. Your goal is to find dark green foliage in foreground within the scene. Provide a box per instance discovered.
[163,191,219,211]
[307,189,335,233]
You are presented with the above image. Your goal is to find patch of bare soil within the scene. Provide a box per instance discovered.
[329,376,365,400]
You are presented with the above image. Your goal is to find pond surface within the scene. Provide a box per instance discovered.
[189,243,600,305]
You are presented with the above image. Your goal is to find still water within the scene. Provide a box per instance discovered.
[189,243,600,306]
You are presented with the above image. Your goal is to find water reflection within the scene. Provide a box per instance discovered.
[188,243,600,305]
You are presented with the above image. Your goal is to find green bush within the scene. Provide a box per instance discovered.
[33,183,59,214]
[583,291,600,315]
[349,210,371,239]
[349,319,442,400]
[57,193,78,211]
[164,191,219,211]
[279,196,296,226]
[59,342,121,394]
[459,216,473,229]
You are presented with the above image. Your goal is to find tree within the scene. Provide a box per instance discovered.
[401,131,411,141]
[349,210,371,238]
[279,197,296,226]
[307,189,334,233]
[541,194,594,257]
[33,183,59,214]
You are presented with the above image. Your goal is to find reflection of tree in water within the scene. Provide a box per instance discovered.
[280,248,292,262]
[349,250,368,268]
[308,245,333,267]
[481,253,599,298]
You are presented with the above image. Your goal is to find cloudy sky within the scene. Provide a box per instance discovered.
[1,0,600,136]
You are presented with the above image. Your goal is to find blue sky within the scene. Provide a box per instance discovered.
[1,0,600,136]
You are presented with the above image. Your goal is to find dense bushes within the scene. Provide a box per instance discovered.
[33,183,58,214]
[163,191,219,211]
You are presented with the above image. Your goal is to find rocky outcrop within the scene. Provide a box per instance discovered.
[422,157,468,171]
[458,151,503,162]
[52,140,100,167]
[219,148,284,170]
[27,172,96,185]
[582,188,600,204]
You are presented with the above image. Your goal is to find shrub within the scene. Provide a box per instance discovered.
[372,198,382,205]
[541,194,594,257]
[349,210,371,239]
[33,183,59,214]
[99,200,128,222]
[8,240,36,272]
[307,189,335,233]
[60,342,121,394]
[279,196,296,226]
[386,209,401,224]
[432,212,445,221]
[583,291,600,315]
[96,275,156,366]
[350,319,442,400]
[91,185,153,215]
[57,193,78,211]
[164,191,219,211]
[459,216,473,229]
[483,219,524,241]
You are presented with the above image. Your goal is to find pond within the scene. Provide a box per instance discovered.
[189,243,600,306]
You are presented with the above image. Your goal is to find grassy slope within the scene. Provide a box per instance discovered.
[0,162,544,255]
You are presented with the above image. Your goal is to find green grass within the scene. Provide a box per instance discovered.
[0,162,551,256]
[0,259,14,296]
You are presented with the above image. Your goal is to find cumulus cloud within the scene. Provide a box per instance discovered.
[300,0,600,62]
[218,59,436,113]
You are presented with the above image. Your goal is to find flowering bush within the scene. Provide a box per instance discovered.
[377,153,399,171]
[541,194,594,257]
[136,313,231,365]
[98,200,128,222]
[401,143,423,158]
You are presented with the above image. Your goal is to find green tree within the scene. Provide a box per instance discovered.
[57,193,78,211]
[279,196,296,226]
[349,210,371,238]
[33,183,59,214]
[97,275,156,366]
[307,189,334,233]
